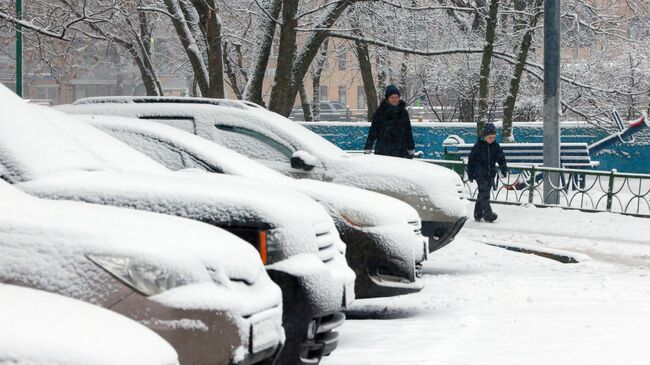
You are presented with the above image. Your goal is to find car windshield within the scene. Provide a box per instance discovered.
[0,88,166,181]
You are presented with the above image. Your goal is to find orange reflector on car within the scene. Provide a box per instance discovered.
[259,230,268,265]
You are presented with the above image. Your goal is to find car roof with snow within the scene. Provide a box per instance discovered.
[60,96,347,158]
[0,284,179,365]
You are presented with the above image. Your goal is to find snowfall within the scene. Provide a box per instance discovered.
[325,204,650,365]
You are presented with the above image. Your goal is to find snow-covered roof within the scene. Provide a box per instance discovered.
[58,98,347,158]
[0,180,281,316]
[0,284,179,365]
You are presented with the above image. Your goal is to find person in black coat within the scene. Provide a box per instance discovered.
[364,85,415,159]
[467,122,508,222]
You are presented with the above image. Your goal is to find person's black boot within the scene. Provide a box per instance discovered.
[474,214,483,222]
[484,212,498,223]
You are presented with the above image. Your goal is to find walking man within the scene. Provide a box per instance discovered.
[364,85,415,159]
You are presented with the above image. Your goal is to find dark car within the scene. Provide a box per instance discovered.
[290,101,352,122]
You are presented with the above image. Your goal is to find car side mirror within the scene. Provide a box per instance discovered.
[291,151,317,171]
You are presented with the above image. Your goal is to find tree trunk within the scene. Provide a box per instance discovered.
[377,54,387,101]
[270,0,354,116]
[353,26,378,122]
[312,40,329,122]
[192,0,225,98]
[242,0,281,105]
[502,0,543,143]
[399,57,408,101]
[299,82,313,121]
[477,0,500,137]
[164,0,210,96]
[223,41,243,99]
[268,0,300,115]
[205,9,225,98]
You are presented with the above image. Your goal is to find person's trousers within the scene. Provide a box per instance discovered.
[474,178,493,219]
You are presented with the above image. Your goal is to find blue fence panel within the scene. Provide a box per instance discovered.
[303,122,650,173]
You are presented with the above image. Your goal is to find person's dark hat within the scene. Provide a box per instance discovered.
[483,122,497,136]
[384,85,400,99]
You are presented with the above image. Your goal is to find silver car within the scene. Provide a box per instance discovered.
[0,284,179,365]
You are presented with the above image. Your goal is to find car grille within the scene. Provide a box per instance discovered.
[408,220,422,234]
[314,224,337,263]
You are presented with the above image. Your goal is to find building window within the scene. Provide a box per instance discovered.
[319,85,329,101]
[338,86,347,106]
[357,86,366,109]
[337,46,346,70]
[34,85,58,103]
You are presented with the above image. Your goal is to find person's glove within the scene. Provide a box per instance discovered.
[364,149,371,154]
[501,170,508,178]
[468,175,475,183]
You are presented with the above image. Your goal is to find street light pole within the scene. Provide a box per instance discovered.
[16,0,23,97]
[543,0,561,204]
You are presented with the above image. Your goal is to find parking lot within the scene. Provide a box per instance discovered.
[328,205,650,365]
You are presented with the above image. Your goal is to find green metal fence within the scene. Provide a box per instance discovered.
[421,159,650,218]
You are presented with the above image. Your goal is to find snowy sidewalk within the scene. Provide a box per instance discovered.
[326,205,650,365]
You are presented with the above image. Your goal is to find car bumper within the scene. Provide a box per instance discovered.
[340,224,423,299]
[109,291,283,365]
[267,254,351,364]
[300,311,346,362]
[422,216,468,253]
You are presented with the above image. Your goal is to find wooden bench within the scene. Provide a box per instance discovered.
[450,142,599,169]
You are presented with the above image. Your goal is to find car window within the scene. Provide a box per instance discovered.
[101,130,187,170]
[106,130,219,172]
[139,116,197,134]
[331,103,345,110]
[319,103,332,111]
[213,125,292,163]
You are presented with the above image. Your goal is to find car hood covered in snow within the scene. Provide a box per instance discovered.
[0,284,179,365]
[326,154,469,222]
[16,171,329,259]
[0,180,281,316]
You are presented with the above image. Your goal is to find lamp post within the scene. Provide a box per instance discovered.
[15,0,23,97]
[543,0,561,204]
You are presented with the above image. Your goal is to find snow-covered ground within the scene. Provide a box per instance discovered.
[326,204,650,365]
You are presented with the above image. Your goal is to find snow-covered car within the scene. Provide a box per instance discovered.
[80,115,428,298]
[0,181,282,365]
[0,284,179,365]
[60,96,469,252]
[0,85,354,365]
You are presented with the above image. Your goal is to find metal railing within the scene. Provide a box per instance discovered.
[422,159,650,218]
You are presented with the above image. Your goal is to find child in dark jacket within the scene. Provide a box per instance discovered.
[467,122,508,222]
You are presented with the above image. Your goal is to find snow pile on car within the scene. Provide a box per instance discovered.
[0,180,281,316]
[0,284,179,365]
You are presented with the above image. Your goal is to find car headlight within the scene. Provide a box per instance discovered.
[87,254,191,296]
[340,211,375,228]
[226,228,282,264]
